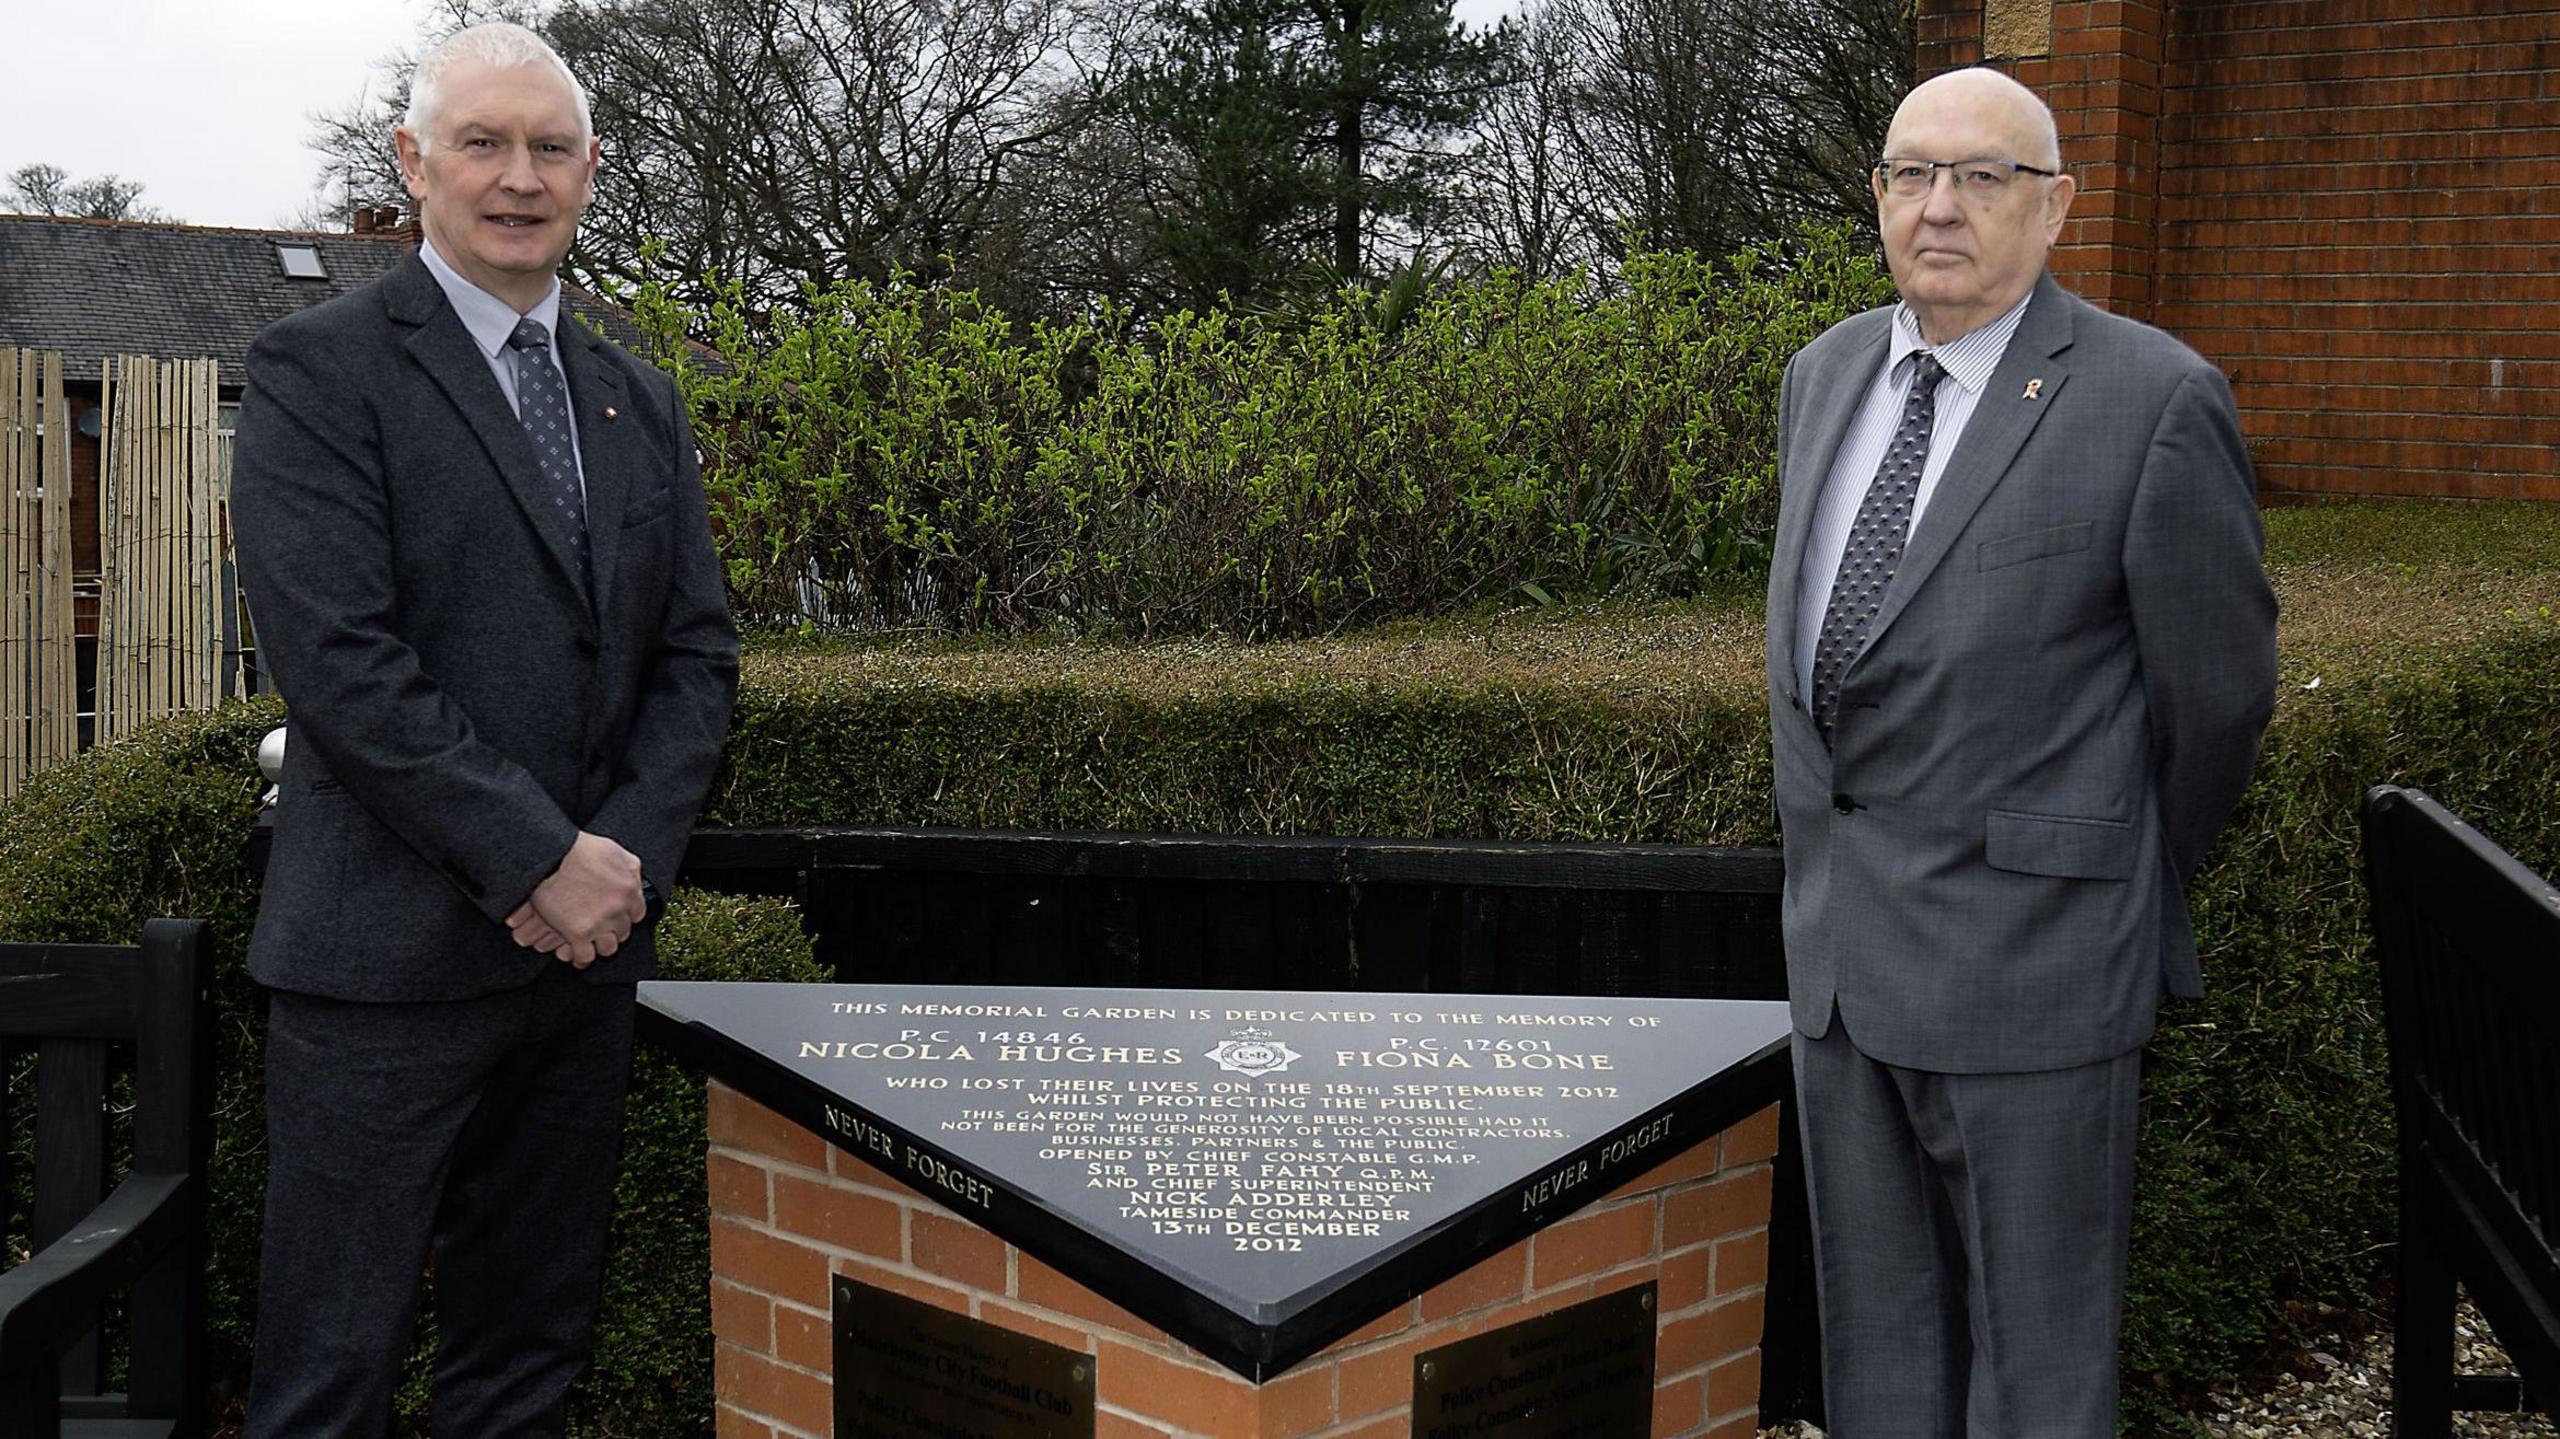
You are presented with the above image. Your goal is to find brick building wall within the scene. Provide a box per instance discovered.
[700,1082,1780,1439]
[68,395,100,638]
[1916,0,2560,501]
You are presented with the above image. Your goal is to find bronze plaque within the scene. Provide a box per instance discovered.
[1411,1283,1658,1438]
[834,1276,1095,1439]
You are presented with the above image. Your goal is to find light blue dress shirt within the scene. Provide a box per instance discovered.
[418,239,587,502]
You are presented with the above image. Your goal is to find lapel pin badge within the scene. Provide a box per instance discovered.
[2021,378,2043,401]
[602,406,619,421]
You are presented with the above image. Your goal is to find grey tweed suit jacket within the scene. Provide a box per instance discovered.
[1764,273,2277,1074]
[233,253,739,1002]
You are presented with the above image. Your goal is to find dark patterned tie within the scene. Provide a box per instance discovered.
[506,317,589,593]
[1810,352,1944,740]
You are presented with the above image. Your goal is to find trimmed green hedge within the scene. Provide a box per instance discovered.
[2,499,2554,1430]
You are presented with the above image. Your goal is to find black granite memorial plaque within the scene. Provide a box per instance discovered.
[640,981,1788,1378]
[835,1276,1096,1439]
[1410,1284,1657,1439]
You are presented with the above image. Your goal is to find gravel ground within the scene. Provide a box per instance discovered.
[1758,1293,2554,1439]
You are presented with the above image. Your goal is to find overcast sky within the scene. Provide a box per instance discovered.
[0,0,1518,233]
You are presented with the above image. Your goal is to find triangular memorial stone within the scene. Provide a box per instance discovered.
[640,981,1790,1378]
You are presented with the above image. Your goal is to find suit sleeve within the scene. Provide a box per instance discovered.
[1768,355,1799,662]
[1773,355,1798,519]
[232,328,580,922]
[2123,364,2278,882]
[1765,353,1803,834]
[585,388,740,892]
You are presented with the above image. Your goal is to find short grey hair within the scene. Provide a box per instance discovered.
[403,22,593,150]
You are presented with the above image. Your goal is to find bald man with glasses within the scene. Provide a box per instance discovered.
[1762,67,2276,1436]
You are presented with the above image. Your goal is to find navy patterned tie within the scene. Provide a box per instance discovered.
[506,317,590,593]
[1810,352,1944,740]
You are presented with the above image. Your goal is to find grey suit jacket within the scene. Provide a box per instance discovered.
[1764,273,2276,1073]
[233,254,739,1002]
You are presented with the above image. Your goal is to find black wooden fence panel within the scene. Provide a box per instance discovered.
[686,828,1789,1001]
[2362,786,2560,1436]
[1,921,211,1436]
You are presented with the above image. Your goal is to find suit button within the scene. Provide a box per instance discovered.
[1832,793,1856,815]
[576,635,600,656]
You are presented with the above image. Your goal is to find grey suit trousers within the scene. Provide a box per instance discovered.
[1793,1014,2142,1439]
[244,966,637,1438]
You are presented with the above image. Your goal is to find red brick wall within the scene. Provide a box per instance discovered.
[1914,0,2560,501]
[701,1081,1780,1439]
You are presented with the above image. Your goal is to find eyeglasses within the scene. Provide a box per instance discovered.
[1874,158,2061,201]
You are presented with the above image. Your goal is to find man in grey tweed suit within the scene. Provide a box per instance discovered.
[230,23,736,1436]
[1763,68,2277,1435]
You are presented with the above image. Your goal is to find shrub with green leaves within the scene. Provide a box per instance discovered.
[0,702,824,1435]
[0,700,277,1408]
[634,226,1894,636]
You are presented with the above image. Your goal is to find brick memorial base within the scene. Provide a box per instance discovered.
[702,1080,1779,1439]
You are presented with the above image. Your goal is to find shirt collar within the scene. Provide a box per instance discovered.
[418,238,563,360]
[1887,289,2035,395]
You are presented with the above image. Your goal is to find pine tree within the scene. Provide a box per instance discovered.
[1128,0,1502,308]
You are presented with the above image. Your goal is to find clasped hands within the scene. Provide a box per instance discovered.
[506,830,647,968]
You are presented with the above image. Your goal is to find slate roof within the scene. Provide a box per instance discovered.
[0,214,661,390]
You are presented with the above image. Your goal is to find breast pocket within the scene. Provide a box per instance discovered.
[1978,520,2093,572]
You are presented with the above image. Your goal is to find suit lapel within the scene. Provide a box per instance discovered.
[1769,310,1892,691]
[1851,274,2077,670]
[556,312,630,617]
[387,256,591,603]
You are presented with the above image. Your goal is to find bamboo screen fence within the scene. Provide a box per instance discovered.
[0,350,235,799]
[1,349,76,799]
[97,355,230,744]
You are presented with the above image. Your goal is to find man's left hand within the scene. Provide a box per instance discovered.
[506,903,573,962]
[514,831,648,968]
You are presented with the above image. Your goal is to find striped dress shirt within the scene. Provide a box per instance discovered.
[1793,294,2034,700]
